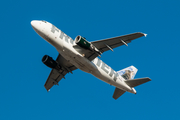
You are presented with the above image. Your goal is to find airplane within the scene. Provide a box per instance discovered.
[31,20,151,100]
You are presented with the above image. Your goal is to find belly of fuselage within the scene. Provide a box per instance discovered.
[57,45,97,73]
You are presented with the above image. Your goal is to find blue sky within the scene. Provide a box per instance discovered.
[1,0,180,120]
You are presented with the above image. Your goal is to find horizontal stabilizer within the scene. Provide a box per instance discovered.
[125,77,151,87]
[113,87,126,100]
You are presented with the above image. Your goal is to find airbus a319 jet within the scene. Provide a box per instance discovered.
[31,20,151,100]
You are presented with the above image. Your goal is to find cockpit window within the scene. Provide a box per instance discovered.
[42,20,47,23]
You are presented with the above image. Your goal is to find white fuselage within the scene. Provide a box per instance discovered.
[31,20,136,94]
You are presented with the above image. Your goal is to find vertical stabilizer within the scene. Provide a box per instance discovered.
[117,66,138,80]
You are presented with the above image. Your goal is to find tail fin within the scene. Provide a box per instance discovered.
[117,66,138,80]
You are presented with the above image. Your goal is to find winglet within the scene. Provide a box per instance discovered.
[144,33,147,37]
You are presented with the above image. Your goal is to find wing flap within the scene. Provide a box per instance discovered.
[113,87,126,100]
[125,77,151,87]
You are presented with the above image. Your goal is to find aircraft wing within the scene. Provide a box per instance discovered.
[74,32,146,61]
[92,32,146,53]
[44,54,77,91]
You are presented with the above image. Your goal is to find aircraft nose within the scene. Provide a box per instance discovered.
[31,20,42,34]
[31,20,34,27]
[31,20,38,28]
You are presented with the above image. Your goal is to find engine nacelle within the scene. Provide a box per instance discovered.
[42,55,57,69]
[75,35,91,49]
[75,35,102,56]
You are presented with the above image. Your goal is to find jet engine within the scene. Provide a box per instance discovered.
[42,55,60,69]
[75,36,91,49]
[75,35,102,55]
